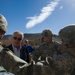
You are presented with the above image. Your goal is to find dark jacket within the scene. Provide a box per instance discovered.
[24,44,34,54]
[6,44,29,63]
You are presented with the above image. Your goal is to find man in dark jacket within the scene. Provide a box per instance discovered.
[6,31,29,63]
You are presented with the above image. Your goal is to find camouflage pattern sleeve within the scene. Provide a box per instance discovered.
[49,52,75,75]
[53,42,62,55]
[33,46,41,62]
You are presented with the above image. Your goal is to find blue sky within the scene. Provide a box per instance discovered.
[0,0,75,35]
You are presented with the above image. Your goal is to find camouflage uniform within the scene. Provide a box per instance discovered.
[0,14,14,75]
[48,25,75,75]
[33,29,61,62]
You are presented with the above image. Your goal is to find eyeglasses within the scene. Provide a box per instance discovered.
[13,37,22,41]
[0,29,5,35]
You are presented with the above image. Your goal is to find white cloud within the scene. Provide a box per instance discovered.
[26,0,60,29]
[59,6,63,9]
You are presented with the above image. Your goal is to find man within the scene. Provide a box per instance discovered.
[6,31,29,63]
[33,29,61,62]
[47,25,75,75]
[24,39,34,62]
[0,14,14,75]
[24,39,34,54]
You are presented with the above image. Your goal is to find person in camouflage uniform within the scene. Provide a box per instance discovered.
[48,25,75,75]
[33,29,61,62]
[0,14,14,75]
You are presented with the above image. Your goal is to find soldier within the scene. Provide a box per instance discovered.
[48,25,75,75]
[33,29,61,62]
[0,14,14,75]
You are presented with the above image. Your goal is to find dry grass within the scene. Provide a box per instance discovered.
[1,38,41,47]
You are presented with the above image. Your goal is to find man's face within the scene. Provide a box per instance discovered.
[44,36,52,43]
[0,29,5,39]
[12,33,22,47]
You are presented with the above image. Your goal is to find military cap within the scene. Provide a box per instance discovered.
[42,29,53,37]
[0,14,8,32]
[59,25,75,44]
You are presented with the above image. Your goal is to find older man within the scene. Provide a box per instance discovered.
[6,31,29,63]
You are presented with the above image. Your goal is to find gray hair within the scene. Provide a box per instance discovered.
[13,31,24,40]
